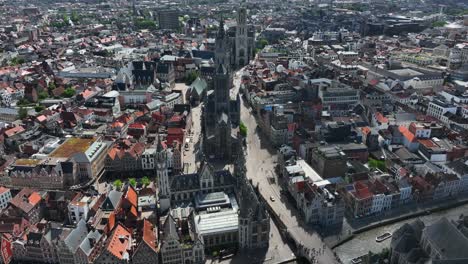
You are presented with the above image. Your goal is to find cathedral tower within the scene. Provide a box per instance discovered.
[235,8,249,68]
[156,138,170,211]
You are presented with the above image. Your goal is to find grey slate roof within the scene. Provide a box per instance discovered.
[189,77,207,96]
[64,219,88,253]
[423,217,468,259]
[171,173,200,192]
[162,214,179,241]
[79,230,102,256]
[102,190,123,211]
[447,158,468,176]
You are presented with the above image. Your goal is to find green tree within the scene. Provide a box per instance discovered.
[38,91,49,100]
[141,176,151,186]
[135,19,157,30]
[18,107,28,119]
[48,82,56,91]
[71,11,80,23]
[17,98,30,106]
[34,105,45,113]
[258,38,269,49]
[10,57,25,66]
[129,178,137,187]
[113,179,123,190]
[62,87,76,98]
[185,71,199,84]
[432,21,447,27]
[239,122,248,137]
[369,158,386,171]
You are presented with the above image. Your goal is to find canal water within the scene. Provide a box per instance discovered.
[335,203,468,263]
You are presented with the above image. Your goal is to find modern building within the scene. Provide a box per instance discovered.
[194,192,239,250]
[426,99,458,121]
[42,137,109,183]
[158,9,180,30]
[317,79,359,116]
[310,146,347,179]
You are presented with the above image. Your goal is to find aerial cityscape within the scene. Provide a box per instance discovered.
[0,0,467,263]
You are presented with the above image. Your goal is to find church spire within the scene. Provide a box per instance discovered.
[217,18,225,40]
[215,17,229,70]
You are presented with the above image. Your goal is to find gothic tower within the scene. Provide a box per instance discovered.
[235,8,249,68]
[156,138,171,211]
[202,19,239,161]
[215,20,230,70]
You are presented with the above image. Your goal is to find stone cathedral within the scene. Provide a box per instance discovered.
[202,19,241,161]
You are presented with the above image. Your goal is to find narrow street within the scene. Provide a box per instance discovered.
[234,71,341,264]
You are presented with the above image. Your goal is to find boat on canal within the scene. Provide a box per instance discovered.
[350,255,365,264]
[375,232,392,242]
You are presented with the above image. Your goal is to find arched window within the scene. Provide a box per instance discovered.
[239,49,245,57]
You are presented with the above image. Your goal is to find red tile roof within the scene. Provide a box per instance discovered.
[419,139,436,148]
[167,127,184,135]
[106,224,132,260]
[375,112,389,123]
[399,126,416,143]
[108,142,145,160]
[0,186,10,195]
[142,219,158,252]
[128,123,146,129]
[28,192,42,206]
[353,181,372,200]
[4,126,25,137]
[361,126,371,135]
[125,187,138,208]
[10,188,42,214]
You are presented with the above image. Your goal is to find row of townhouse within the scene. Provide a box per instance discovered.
[342,169,468,218]
[342,174,412,218]
[282,156,345,227]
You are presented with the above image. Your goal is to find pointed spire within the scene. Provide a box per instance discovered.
[217,18,225,40]
[156,135,164,152]
[217,63,225,75]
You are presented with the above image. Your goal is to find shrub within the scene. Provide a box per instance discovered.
[129,178,137,187]
[114,179,123,189]
[239,122,247,137]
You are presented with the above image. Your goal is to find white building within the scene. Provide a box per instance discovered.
[68,194,95,224]
[0,186,12,209]
[398,178,413,204]
[141,147,156,170]
[337,51,359,62]
[371,193,385,214]
[426,99,457,120]
[317,79,359,116]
